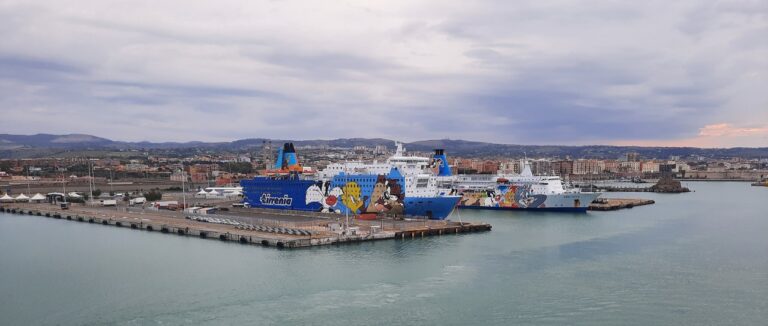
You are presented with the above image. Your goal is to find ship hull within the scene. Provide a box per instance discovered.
[241,174,459,220]
[457,190,600,213]
[240,178,322,212]
[404,196,461,220]
[458,205,590,212]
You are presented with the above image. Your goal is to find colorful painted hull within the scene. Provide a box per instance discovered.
[458,186,600,212]
[240,170,458,219]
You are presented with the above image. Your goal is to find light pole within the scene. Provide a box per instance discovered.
[181,166,187,211]
[87,159,94,206]
[109,168,118,211]
[25,166,31,196]
[62,172,67,205]
[109,169,114,195]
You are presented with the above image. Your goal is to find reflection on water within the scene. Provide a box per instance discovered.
[1,182,767,325]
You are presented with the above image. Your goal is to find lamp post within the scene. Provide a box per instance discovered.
[181,166,187,211]
[25,166,31,199]
[87,160,94,206]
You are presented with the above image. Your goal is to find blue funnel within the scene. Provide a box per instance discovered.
[432,149,452,176]
[275,143,300,170]
[274,146,285,170]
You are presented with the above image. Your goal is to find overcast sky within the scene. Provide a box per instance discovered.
[1,0,766,147]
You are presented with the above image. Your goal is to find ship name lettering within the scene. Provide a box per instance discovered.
[260,194,293,206]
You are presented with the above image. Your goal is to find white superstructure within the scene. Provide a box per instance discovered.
[445,163,575,195]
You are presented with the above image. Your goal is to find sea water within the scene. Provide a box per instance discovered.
[1,182,767,325]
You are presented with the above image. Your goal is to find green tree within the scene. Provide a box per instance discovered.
[225,162,253,174]
[0,161,14,172]
[145,189,163,201]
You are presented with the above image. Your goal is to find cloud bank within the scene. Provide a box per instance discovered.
[0,0,766,147]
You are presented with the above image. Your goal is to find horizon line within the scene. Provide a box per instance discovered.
[2,133,768,150]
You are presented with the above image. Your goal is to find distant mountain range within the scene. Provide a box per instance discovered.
[2,133,768,159]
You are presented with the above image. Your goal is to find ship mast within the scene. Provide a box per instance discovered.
[344,166,349,233]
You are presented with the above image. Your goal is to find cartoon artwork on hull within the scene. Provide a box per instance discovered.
[459,184,547,209]
[341,182,364,214]
[305,175,405,215]
[364,175,404,215]
[305,181,343,213]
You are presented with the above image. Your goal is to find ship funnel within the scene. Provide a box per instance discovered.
[432,149,452,176]
[276,143,301,170]
[274,146,285,170]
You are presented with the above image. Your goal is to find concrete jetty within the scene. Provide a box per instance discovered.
[0,203,491,249]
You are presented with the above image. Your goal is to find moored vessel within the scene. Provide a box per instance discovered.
[240,143,460,219]
[442,162,601,212]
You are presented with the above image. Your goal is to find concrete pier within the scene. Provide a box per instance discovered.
[0,204,491,249]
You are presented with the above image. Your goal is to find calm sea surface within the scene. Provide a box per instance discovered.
[1,182,767,325]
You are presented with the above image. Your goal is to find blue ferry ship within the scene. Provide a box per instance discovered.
[240,143,459,220]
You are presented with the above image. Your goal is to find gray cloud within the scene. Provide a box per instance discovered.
[0,0,765,146]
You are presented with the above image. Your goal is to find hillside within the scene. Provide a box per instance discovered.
[1,134,767,159]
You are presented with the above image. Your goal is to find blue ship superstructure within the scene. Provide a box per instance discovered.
[240,143,459,220]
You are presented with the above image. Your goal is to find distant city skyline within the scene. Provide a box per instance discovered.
[1,1,766,147]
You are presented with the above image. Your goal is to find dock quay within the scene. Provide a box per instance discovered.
[581,177,690,194]
[0,204,491,249]
[589,198,655,211]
